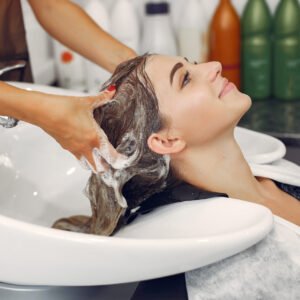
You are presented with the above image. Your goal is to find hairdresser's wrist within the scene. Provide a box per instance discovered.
[107,47,137,73]
[29,93,79,133]
[0,83,57,126]
[18,91,58,127]
[122,47,137,62]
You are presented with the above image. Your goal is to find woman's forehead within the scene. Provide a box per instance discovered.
[145,55,183,89]
[146,55,177,73]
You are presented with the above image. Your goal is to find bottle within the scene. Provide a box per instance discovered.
[209,0,241,88]
[53,42,86,92]
[177,0,208,63]
[141,2,177,56]
[241,0,272,100]
[111,0,140,53]
[273,0,300,100]
[21,0,55,84]
[84,0,111,93]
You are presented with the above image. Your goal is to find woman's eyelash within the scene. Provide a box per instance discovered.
[182,71,191,88]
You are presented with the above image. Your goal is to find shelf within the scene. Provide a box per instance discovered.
[239,98,300,146]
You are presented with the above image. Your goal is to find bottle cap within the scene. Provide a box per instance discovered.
[145,2,169,15]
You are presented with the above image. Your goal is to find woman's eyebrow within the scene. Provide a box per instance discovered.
[170,62,183,86]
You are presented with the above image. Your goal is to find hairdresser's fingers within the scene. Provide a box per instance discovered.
[78,156,96,173]
[95,127,130,169]
[77,139,125,173]
[77,148,97,173]
[79,151,103,174]
[92,148,110,172]
[77,141,112,174]
[74,87,115,173]
[88,85,116,110]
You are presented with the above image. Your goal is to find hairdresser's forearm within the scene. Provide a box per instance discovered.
[28,0,136,73]
[0,81,53,126]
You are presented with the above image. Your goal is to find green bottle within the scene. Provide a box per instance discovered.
[273,0,300,100]
[242,0,272,100]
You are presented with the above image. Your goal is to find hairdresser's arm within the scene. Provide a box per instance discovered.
[28,0,136,73]
[0,81,117,172]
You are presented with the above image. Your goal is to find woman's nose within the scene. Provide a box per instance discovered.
[200,61,222,82]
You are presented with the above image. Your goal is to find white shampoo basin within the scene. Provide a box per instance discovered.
[0,82,273,286]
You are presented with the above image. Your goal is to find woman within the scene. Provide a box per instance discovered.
[53,54,300,236]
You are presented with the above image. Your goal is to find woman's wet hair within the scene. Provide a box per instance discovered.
[53,54,172,235]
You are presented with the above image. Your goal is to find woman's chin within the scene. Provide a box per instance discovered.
[244,93,252,110]
[237,90,252,109]
[232,92,252,123]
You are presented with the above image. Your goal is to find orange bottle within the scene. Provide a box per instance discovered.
[209,0,241,88]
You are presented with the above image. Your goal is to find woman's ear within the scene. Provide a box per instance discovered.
[147,132,186,155]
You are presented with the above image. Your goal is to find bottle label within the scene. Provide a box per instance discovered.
[283,58,300,97]
[242,40,271,99]
[223,64,240,70]
[61,51,73,64]
[274,40,300,99]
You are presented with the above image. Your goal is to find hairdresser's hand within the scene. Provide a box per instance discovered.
[37,86,125,173]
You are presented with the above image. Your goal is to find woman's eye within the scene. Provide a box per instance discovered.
[182,71,191,88]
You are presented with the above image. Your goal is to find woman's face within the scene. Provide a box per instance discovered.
[145,55,252,147]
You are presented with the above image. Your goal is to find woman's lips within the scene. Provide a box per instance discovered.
[219,80,235,98]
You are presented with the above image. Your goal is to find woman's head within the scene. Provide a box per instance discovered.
[81,54,171,235]
[53,54,251,236]
[145,55,252,154]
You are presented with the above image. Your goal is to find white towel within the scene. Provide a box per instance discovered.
[186,159,300,300]
[185,217,300,300]
[250,159,300,187]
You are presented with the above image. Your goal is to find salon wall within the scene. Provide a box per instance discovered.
[21,0,295,86]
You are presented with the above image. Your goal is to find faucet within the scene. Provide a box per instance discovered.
[0,60,26,128]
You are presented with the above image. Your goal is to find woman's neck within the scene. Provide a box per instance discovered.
[172,132,271,204]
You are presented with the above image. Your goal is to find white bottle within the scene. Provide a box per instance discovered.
[141,2,177,56]
[20,0,55,85]
[111,0,140,53]
[177,0,208,63]
[84,0,111,93]
[53,41,86,92]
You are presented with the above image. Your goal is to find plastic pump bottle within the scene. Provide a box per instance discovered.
[111,0,140,53]
[209,0,241,89]
[177,0,208,63]
[273,0,300,100]
[53,42,86,92]
[84,0,111,93]
[141,2,177,56]
[242,0,272,100]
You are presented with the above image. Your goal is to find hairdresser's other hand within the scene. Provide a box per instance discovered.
[37,86,123,173]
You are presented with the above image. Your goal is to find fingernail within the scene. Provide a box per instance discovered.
[107,84,116,92]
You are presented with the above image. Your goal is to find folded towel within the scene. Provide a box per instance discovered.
[185,217,300,300]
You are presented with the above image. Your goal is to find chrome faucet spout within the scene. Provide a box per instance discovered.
[0,60,26,128]
[0,116,19,128]
[0,61,26,76]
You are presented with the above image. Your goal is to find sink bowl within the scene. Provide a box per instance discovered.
[0,82,273,286]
